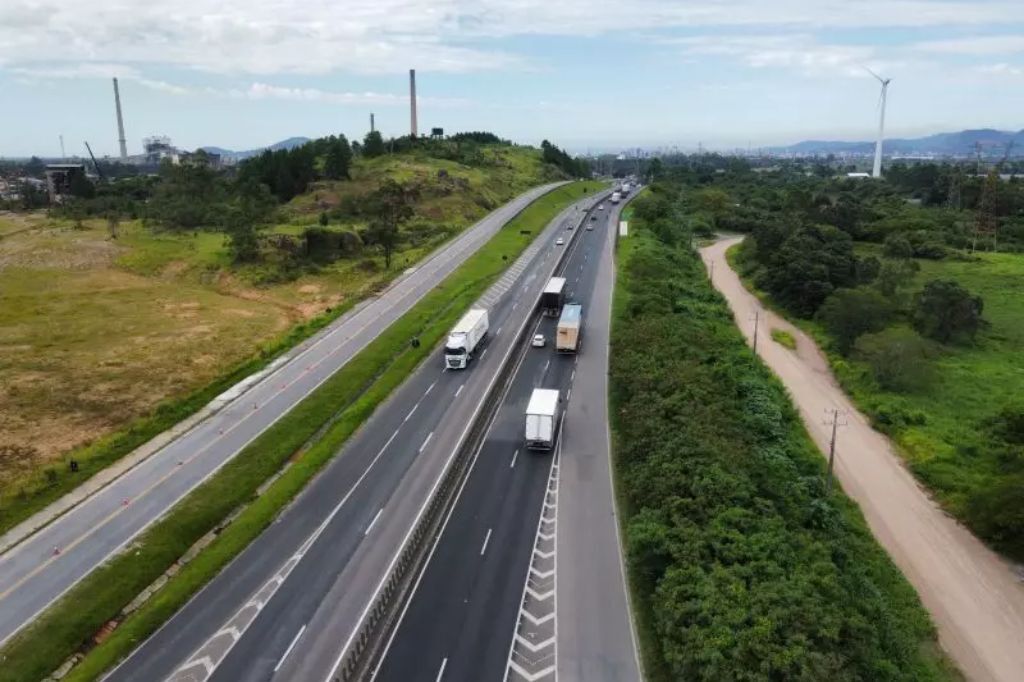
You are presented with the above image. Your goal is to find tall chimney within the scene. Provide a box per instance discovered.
[409,69,418,138]
[113,78,128,160]
[370,112,375,133]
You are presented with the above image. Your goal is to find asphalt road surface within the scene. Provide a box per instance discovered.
[104,188,608,682]
[0,182,564,648]
[703,237,1024,682]
[373,199,639,682]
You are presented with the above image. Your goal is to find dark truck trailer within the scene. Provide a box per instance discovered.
[541,277,567,317]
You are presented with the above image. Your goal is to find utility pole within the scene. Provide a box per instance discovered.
[749,309,760,354]
[709,260,715,283]
[824,408,848,494]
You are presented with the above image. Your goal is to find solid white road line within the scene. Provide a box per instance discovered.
[419,431,434,453]
[274,624,307,673]
[364,509,383,536]
[480,528,493,556]
[436,658,448,682]
[455,384,465,398]
[510,449,519,469]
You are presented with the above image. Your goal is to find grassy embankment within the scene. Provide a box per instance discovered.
[0,145,558,536]
[732,239,1024,560]
[0,179,602,682]
[610,197,957,681]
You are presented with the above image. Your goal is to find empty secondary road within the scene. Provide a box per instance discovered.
[702,237,1024,682]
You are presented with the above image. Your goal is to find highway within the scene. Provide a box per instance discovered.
[371,198,640,682]
[103,188,608,682]
[0,182,565,648]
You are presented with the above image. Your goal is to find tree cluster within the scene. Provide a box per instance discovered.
[540,139,589,178]
[612,190,946,681]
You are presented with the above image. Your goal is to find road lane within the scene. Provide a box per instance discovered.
[105,189,609,682]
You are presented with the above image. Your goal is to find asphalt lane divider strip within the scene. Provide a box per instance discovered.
[329,191,610,682]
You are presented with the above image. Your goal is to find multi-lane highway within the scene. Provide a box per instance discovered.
[372,197,640,682]
[103,189,609,681]
[0,182,565,647]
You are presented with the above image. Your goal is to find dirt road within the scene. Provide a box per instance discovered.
[701,237,1024,682]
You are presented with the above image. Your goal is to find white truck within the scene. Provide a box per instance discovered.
[610,191,622,204]
[621,182,631,196]
[525,388,560,451]
[444,308,489,370]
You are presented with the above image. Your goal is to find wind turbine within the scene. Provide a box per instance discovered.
[865,67,891,178]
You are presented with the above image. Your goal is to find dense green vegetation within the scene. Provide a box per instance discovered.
[611,185,955,681]
[0,180,601,682]
[675,154,1024,560]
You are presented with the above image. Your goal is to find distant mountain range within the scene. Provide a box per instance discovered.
[200,136,311,161]
[774,128,1024,157]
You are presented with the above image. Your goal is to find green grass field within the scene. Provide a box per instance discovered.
[0,179,602,682]
[836,246,1024,517]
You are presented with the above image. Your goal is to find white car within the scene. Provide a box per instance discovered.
[598,204,605,210]
[532,334,546,348]
[556,237,565,246]
[586,223,594,231]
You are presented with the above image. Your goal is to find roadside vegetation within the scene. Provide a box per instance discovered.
[0,179,602,682]
[675,155,1024,562]
[611,185,957,681]
[0,133,586,535]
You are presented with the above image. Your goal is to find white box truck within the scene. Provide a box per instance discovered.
[444,308,489,369]
[525,388,560,451]
[610,191,622,204]
[541,277,567,317]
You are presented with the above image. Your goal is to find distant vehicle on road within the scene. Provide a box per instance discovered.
[556,237,565,246]
[610,191,622,204]
[556,303,583,353]
[586,223,594,231]
[444,308,489,369]
[598,204,605,210]
[590,214,597,221]
[532,334,546,348]
[525,388,560,450]
[621,182,631,196]
[541,277,567,317]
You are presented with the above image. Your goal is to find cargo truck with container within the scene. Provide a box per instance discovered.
[444,308,489,369]
[541,277,567,317]
[610,191,621,204]
[525,388,561,451]
[556,303,583,353]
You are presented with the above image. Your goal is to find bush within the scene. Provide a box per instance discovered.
[883,233,914,259]
[911,279,985,344]
[855,328,934,392]
[965,474,1024,558]
[817,288,894,355]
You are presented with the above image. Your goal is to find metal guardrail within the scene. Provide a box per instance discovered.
[332,189,611,682]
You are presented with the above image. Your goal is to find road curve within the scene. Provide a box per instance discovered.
[0,182,565,648]
[702,236,1024,682]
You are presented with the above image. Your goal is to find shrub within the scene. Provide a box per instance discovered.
[911,279,985,344]
[855,328,934,392]
[883,233,914,259]
[965,474,1024,558]
[816,288,893,355]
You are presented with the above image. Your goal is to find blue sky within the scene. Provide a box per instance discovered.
[2,0,1023,158]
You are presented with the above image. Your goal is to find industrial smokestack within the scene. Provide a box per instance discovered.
[370,113,375,133]
[113,78,128,160]
[409,69,418,138]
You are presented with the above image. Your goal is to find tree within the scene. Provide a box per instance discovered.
[366,180,418,268]
[324,135,353,180]
[816,288,893,354]
[875,258,919,298]
[106,212,120,239]
[855,256,881,285]
[912,279,985,344]
[223,182,274,262]
[363,130,386,158]
[883,233,913,259]
[855,328,934,391]
[319,211,329,227]
[692,188,730,228]
[759,224,858,317]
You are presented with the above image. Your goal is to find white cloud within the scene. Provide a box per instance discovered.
[10,63,195,94]
[913,35,1024,55]
[1,1,1022,76]
[236,82,471,107]
[977,62,1024,76]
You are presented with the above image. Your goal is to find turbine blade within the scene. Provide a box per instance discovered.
[862,64,884,82]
